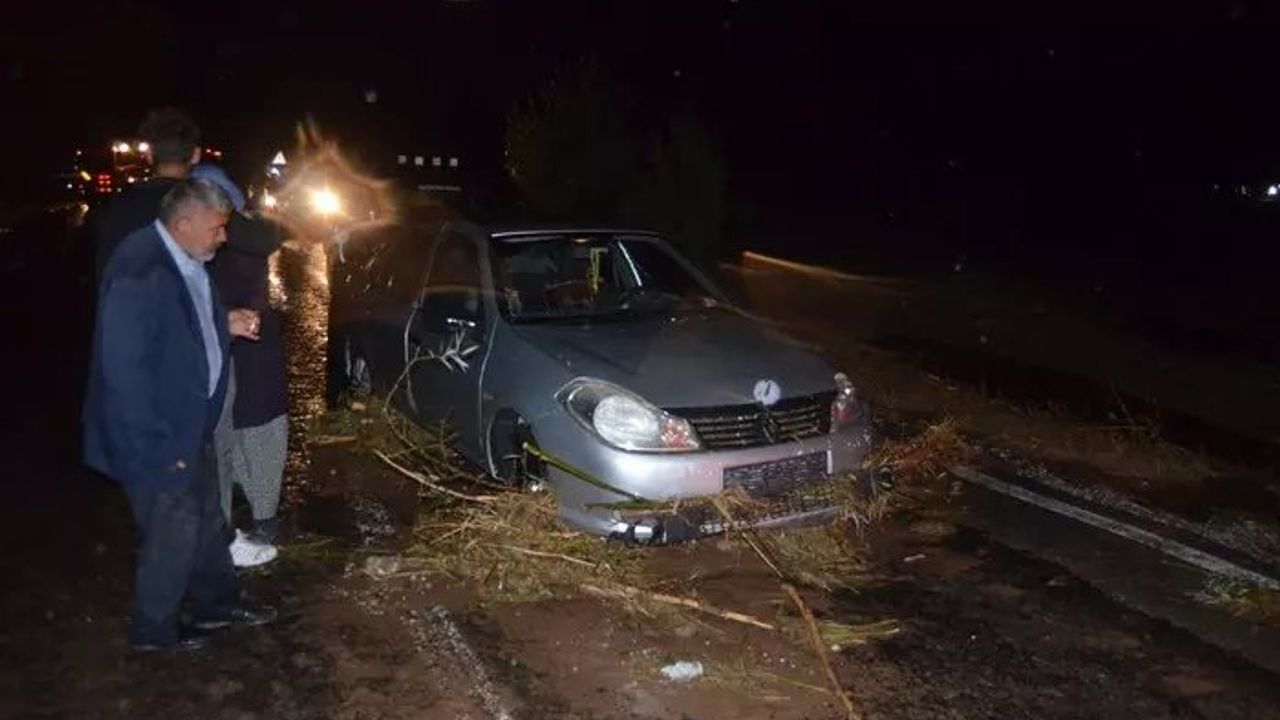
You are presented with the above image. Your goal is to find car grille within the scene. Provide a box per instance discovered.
[668,391,835,450]
[723,452,829,496]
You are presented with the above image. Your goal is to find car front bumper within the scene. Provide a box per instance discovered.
[535,412,877,538]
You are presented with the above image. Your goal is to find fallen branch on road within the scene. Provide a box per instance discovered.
[374,449,496,504]
[580,582,777,630]
[785,583,861,720]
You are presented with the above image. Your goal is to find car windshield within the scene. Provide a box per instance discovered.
[492,233,721,322]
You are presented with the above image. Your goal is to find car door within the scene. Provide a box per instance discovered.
[406,230,488,459]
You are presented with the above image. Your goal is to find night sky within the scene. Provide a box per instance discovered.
[6,1,1280,277]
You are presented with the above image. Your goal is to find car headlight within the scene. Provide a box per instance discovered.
[560,379,701,452]
[309,187,342,216]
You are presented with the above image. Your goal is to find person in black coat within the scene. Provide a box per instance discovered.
[196,164,290,549]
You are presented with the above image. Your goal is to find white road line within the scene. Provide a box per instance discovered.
[950,465,1280,590]
[740,251,898,284]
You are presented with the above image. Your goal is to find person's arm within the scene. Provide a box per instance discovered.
[98,273,179,473]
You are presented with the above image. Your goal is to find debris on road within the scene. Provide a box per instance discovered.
[315,398,921,720]
[660,661,705,683]
[869,418,976,483]
[362,554,403,578]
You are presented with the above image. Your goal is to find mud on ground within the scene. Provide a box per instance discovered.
[5,438,1279,720]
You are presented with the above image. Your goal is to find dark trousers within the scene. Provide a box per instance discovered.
[122,445,239,645]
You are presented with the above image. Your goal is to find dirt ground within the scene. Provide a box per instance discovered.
[5,433,1279,720]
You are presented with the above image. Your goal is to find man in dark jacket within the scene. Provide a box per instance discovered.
[87,108,280,565]
[84,179,275,651]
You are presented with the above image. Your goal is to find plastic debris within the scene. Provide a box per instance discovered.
[363,554,402,578]
[660,661,704,683]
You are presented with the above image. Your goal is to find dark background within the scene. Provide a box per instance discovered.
[5,0,1280,333]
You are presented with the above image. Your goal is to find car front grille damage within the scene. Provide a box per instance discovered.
[614,451,844,544]
[667,391,836,451]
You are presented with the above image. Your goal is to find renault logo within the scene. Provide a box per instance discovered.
[753,379,782,407]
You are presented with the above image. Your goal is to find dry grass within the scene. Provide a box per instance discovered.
[312,397,930,719]
[867,418,977,484]
[1193,577,1280,627]
[766,526,870,593]
[406,490,646,604]
[310,400,984,604]
[309,398,934,603]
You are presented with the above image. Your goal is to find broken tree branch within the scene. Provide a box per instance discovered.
[374,449,497,504]
[784,583,861,720]
[492,544,597,568]
[580,583,777,631]
[311,434,358,446]
[710,495,787,581]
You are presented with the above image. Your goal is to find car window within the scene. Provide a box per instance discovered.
[617,238,707,299]
[422,232,483,329]
[492,234,719,322]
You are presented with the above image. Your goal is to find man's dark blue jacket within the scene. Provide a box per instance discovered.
[83,223,230,488]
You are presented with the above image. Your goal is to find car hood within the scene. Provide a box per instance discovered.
[509,309,836,408]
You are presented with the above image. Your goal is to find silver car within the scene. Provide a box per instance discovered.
[329,222,876,542]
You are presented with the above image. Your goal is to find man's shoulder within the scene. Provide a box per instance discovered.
[103,225,170,282]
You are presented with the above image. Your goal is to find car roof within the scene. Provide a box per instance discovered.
[484,225,661,241]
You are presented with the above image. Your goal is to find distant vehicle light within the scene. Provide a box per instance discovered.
[1268,185,1278,197]
[116,142,131,153]
[137,142,150,153]
[309,187,342,216]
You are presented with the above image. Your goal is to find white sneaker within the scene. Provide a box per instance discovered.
[229,529,278,568]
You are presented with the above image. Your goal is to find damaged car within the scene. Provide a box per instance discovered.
[328,223,877,542]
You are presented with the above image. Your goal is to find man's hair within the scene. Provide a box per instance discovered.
[158,178,233,225]
[137,107,201,166]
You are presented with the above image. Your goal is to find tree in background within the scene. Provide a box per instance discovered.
[504,64,636,221]
[622,117,726,267]
[505,66,727,266]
